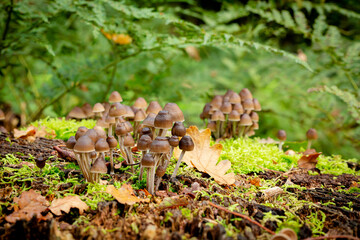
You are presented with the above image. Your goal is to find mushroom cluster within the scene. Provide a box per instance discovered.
[66,91,194,194]
[200,89,261,139]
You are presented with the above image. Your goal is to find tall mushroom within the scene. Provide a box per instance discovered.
[171,135,194,179]
[137,135,153,180]
[123,133,135,172]
[306,128,318,150]
[94,138,110,182]
[276,130,287,151]
[133,108,146,139]
[73,135,95,182]
[107,135,118,174]
[141,153,155,195]
[154,110,173,137]
[239,114,252,137]
[228,110,240,138]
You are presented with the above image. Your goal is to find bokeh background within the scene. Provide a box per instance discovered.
[0,0,359,158]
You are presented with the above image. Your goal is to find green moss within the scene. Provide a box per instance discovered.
[31,117,96,140]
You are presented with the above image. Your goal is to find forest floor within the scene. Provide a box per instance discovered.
[0,132,359,240]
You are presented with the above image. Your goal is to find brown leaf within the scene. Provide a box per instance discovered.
[250,177,261,187]
[106,184,150,205]
[157,196,189,211]
[49,195,88,216]
[298,149,321,169]
[174,126,235,185]
[53,146,77,162]
[5,189,51,223]
[13,126,56,142]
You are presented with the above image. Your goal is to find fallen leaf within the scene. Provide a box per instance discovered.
[106,184,150,205]
[14,125,56,142]
[174,126,235,185]
[157,196,189,211]
[14,126,36,140]
[298,149,321,170]
[49,195,88,216]
[250,177,261,187]
[5,189,51,223]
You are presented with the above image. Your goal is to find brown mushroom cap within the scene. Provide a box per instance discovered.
[105,115,116,124]
[277,130,287,141]
[306,128,318,140]
[109,91,123,103]
[96,118,109,128]
[242,99,254,111]
[93,103,105,113]
[75,126,88,140]
[66,136,76,149]
[163,103,184,122]
[68,107,87,119]
[150,137,170,153]
[0,109,4,121]
[179,135,194,151]
[85,129,98,143]
[141,153,155,167]
[139,127,153,139]
[279,228,297,240]
[239,88,253,101]
[107,136,118,149]
[168,135,180,147]
[239,114,252,126]
[171,122,186,137]
[146,101,162,115]
[134,108,147,122]
[224,90,235,99]
[74,135,95,153]
[123,134,135,147]
[82,103,95,118]
[253,98,262,111]
[90,156,108,174]
[93,126,107,140]
[228,110,240,122]
[137,134,153,151]
[251,122,259,130]
[233,103,244,114]
[125,121,133,132]
[109,103,127,118]
[211,110,225,121]
[95,138,110,152]
[229,93,241,104]
[156,165,166,178]
[207,121,217,132]
[250,112,259,122]
[124,106,135,119]
[133,97,147,109]
[115,123,129,136]
[210,95,223,110]
[90,151,97,159]
[220,102,232,114]
[154,110,173,129]
[202,103,212,119]
[143,113,156,127]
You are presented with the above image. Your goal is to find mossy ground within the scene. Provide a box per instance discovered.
[0,119,359,239]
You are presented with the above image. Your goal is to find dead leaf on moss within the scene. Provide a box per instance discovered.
[49,195,88,216]
[298,149,321,170]
[106,184,150,205]
[174,126,235,185]
[5,189,51,223]
[14,125,55,142]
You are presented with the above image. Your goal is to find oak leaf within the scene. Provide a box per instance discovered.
[106,184,150,205]
[174,126,235,185]
[298,149,321,169]
[49,195,88,216]
[5,189,51,223]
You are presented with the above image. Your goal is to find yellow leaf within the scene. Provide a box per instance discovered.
[174,126,235,185]
[106,184,150,205]
[49,195,89,216]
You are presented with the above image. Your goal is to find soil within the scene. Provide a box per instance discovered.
[0,133,359,240]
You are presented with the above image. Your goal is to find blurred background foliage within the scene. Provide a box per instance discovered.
[0,0,359,158]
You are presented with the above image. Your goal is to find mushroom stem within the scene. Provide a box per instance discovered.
[231,122,236,138]
[216,120,220,139]
[147,167,156,195]
[307,140,312,150]
[125,147,134,173]
[239,126,245,138]
[133,122,139,140]
[109,149,114,174]
[108,123,113,136]
[279,141,284,151]
[171,150,185,179]
[219,121,223,138]
[155,176,162,191]
[139,166,144,180]
[158,128,166,137]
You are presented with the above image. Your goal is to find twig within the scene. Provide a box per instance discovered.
[207,201,275,235]
[303,236,360,240]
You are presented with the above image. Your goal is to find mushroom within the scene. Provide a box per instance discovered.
[279,228,297,240]
[141,153,155,195]
[73,135,95,182]
[139,126,154,140]
[242,99,254,114]
[306,128,318,150]
[0,109,5,121]
[253,98,262,111]
[133,97,148,110]
[210,95,223,112]
[239,113,252,137]
[211,110,225,139]
[239,88,253,102]
[232,103,244,114]
[109,91,123,103]
[171,135,194,179]
[154,110,173,137]
[155,165,167,191]
[137,135,153,180]
[220,102,232,137]
[163,103,184,122]
[201,103,211,126]
[90,155,108,183]
[75,126,88,140]
[92,103,105,119]
[94,138,110,182]
[123,133,135,172]
[82,103,95,119]
[105,115,116,136]
[207,121,216,133]
[142,113,156,139]
[35,157,46,174]
[276,130,287,151]
[146,101,162,115]
[107,135,118,174]
[228,110,240,138]
[133,109,146,139]
[171,122,186,138]
[109,103,127,136]
[67,107,87,120]
[115,122,130,162]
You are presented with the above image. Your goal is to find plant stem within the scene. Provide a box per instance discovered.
[171,150,185,179]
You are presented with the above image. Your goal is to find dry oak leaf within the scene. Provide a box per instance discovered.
[298,149,321,170]
[14,125,56,142]
[5,189,51,223]
[106,184,150,205]
[174,126,235,185]
[49,195,89,216]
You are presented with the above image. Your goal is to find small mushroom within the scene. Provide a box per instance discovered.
[306,128,318,150]
[171,135,194,179]
[163,103,184,122]
[238,114,252,137]
[146,101,162,115]
[141,153,156,195]
[107,135,118,174]
[211,110,225,139]
[154,110,173,137]
[155,165,167,191]
[35,157,46,173]
[276,130,287,151]
[109,91,123,103]
[228,110,240,138]
[90,155,108,183]
[93,103,105,119]
[171,122,186,137]
[123,133,135,172]
[133,109,146,139]
[239,88,253,101]
[74,135,95,182]
[133,97,148,110]
[137,135,153,180]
